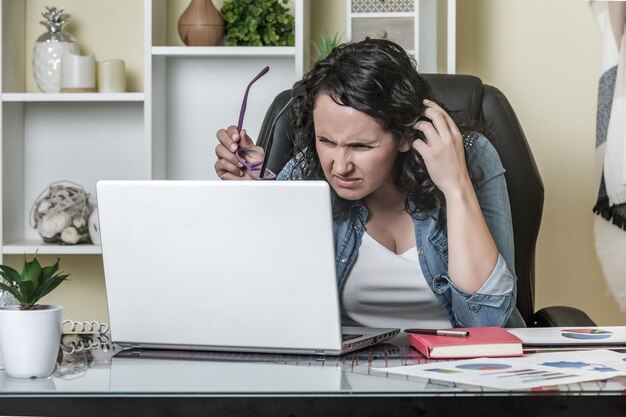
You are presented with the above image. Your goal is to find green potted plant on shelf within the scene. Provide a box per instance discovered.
[0,256,69,378]
[312,32,342,61]
[221,0,295,46]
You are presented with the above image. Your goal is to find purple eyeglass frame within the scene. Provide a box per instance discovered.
[234,66,277,180]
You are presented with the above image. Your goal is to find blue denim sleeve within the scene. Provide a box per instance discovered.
[445,134,518,327]
[276,155,304,181]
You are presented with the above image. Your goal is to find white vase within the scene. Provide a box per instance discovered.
[0,305,62,378]
[33,41,79,93]
[88,208,101,244]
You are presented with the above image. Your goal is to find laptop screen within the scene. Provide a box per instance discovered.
[97,180,344,353]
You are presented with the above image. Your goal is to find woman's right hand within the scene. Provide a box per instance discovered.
[214,125,266,180]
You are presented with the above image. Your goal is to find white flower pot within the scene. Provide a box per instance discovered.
[0,305,62,378]
[0,290,16,370]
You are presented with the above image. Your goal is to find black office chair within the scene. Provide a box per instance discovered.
[256,74,595,327]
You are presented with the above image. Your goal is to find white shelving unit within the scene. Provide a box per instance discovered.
[151,46,296,57]
[0,0,309,261]
[2,93,145,102]
[3,240,102,255]
[346,0,456,74]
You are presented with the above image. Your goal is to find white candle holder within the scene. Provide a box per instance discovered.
[60,53,96,93]
[97,59,126,93]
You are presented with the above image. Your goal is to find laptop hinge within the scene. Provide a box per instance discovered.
[315,350,326,355]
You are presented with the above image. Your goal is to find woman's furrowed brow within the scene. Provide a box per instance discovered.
[317,134,379,145]
[316,135,334,142]
[346,137,380,147]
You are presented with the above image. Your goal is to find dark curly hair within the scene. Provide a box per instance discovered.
[290,38,472,218]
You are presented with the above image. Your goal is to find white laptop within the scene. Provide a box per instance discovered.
[96,180,399,356]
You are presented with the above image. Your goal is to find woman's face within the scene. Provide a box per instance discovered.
[313,94,410,201]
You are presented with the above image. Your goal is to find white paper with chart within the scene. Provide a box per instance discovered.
[374,349,626,389]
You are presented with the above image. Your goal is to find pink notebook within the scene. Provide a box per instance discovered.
[408,327,523,359]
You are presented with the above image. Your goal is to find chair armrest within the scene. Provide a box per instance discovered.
[529,306,596,327]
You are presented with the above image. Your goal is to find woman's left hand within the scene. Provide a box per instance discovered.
[412,99,472,196]
[414,100,500,296]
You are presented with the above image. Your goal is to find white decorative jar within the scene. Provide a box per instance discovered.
[32,6,79,93]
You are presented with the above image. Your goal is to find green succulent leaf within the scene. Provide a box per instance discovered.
[0,282,25,304]
[41,260,60,282]
[16,280,36,303]
[0,264,22,284]
[0,256,69,308]
[32,273,69,303]
[21,257,42,283]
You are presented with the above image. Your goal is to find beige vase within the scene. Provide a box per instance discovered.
[178,0,225,46]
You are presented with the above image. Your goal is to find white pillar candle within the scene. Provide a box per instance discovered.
[97,59,126,93]
[60,53,96,92]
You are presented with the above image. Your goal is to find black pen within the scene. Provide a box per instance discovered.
[403,328,470,337]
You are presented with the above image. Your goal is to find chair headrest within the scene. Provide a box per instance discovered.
[423,74,484,119]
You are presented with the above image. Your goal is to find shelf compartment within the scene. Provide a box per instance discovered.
[2,93,145,102]
[15,0,145,94]
[2,101,147,249]
[154,56,297,181]
[3,240,102,255]
[152,46,296,57]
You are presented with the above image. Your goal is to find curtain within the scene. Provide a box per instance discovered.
[591,1,626,310]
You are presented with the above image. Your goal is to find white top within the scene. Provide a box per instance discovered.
[340,231,451,329]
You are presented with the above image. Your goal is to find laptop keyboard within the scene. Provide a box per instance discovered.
[342,333,362,341]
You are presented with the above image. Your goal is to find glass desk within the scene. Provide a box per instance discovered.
[1,334,625,417]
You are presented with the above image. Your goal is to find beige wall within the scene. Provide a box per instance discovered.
[454,0,625,325]
[4,255,109,325]
[10,0,625,325]
[24,0,144,92]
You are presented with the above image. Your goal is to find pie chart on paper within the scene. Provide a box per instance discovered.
[455,363,511,371]
[561,328,613,340]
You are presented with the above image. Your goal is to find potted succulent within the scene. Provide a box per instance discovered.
[312,32,342,61]
[0,257,69,378]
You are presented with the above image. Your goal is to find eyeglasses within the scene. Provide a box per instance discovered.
[235,66,291,180]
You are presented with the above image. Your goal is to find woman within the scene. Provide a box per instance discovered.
[215,38,524,328]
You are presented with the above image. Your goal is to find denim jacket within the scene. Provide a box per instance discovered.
[277,132,523,328]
